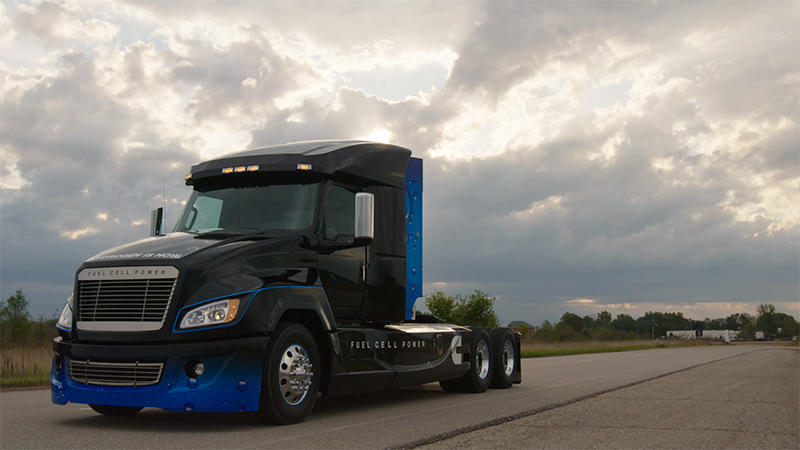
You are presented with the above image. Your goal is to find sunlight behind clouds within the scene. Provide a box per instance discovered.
[361,127,392,144]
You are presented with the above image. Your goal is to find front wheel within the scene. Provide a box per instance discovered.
[258,322,320,425]
[89,405,144,416]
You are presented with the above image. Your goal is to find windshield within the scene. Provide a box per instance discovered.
[174,182,320,234]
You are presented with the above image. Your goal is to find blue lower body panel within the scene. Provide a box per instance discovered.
[51,336,269,412]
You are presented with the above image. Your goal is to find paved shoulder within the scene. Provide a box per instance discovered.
[418,348,800,450]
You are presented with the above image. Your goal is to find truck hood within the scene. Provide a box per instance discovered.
[85,232,233,263]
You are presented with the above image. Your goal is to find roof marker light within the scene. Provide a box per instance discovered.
[297,164,312,171]
[234,166,246,173]
[222,167,234,174]
[247,165,259,172]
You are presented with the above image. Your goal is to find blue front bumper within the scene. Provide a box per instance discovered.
[51,336,269,412]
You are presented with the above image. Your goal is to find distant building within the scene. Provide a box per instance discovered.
[666,330,739,342]
[666,330,696,340]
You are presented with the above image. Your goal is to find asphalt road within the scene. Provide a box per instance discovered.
[0,345,785,449]
[419,347,799,450]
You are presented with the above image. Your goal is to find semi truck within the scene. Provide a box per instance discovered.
[51,140,521,424]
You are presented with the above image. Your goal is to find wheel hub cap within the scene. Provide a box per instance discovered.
[476,340,490,379]
[502,340,515,376]
[279,344,313,405]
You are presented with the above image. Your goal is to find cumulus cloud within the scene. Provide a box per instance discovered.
[15,1,85,44]
[0,0,797,325]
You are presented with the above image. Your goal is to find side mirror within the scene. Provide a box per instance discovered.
[149,207,164,237]
[319,192,373,253]
[354,192,374,242]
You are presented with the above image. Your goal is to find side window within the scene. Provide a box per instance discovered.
[187,196,223,231]
[325,185,356,239]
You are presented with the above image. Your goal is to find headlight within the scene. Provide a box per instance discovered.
[179,298,240,329]
[56,294,73,332]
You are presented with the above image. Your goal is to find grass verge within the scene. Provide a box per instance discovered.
[1,374,50,389]
[1,344,52,390]
[521,339,706,358]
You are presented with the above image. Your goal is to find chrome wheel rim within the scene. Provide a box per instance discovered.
[476,340,490,380]
[502,339,515,376]
[279,343,313,405]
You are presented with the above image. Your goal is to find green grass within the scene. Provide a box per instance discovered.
[520,339,705,358]
[1,374,50,389]
[1,344,52,390]
[522,344,658,358]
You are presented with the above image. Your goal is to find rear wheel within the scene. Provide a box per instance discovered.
[258,322,320,425]
[89,405,143,416]
[460,327,492,393]
[489,327,517,389]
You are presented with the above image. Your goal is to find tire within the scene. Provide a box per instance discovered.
[489,328,517,389]
[258,322,320,425]
[89,405,144,416]
[460,327,492,393]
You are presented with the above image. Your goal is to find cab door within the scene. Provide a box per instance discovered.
[317,184,367,321]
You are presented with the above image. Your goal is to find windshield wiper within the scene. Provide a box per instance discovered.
[190,229,276,257]
[195,227,259,240]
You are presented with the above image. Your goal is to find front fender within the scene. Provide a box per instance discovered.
[249,286,336,333]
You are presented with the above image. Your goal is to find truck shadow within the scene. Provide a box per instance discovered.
[54,384,451,431]
[311,383,447,416]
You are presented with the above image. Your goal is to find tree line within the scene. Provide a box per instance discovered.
[0,289,59,346]
[423,290,500,328]
[517,304,799,342]
[423,290,797,342]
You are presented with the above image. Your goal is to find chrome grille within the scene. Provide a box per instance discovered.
[69,360,164,387]
[76,266,179,332]
[78,279,176,322]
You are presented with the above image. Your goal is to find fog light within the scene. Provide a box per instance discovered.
[53,354,62,375]
[185,360,205,378]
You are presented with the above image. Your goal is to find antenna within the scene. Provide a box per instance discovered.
[162,179,166,232]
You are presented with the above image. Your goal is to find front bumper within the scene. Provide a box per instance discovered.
[51,336,269,412]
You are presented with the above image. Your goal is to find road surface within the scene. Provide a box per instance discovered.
[418,346,799,449]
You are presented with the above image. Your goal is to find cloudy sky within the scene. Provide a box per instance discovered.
[1,0,798,326]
